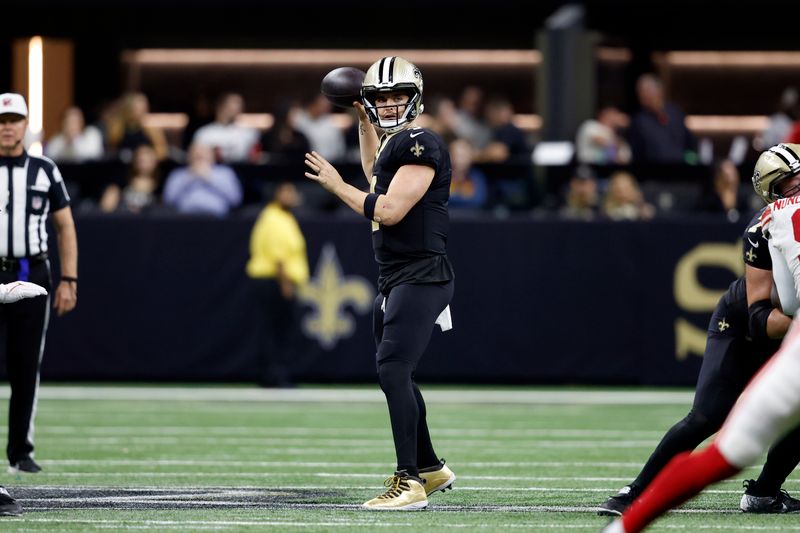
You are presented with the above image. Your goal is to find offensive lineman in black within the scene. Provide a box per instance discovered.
[598,144,800,516]
[305,56,455,510]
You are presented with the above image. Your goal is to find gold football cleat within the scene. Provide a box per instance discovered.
[419,460,456,496]
[362,472,428,511]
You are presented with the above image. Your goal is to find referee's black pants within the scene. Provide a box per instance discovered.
[251,278,300,388]
[0,261,51,465]
[373,280,454,478]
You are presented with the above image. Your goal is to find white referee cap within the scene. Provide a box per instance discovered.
[0,93,28,118]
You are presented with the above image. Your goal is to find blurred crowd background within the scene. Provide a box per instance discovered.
[4,0,797,225]
[3,0,799,385]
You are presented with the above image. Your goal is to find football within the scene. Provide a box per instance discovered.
[320,67,366,109]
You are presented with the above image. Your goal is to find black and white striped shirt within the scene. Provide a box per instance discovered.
[0,151,70,258]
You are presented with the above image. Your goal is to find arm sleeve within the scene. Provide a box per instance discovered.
[748,299,774,341]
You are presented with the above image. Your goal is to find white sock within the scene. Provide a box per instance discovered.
[602,520,626,533]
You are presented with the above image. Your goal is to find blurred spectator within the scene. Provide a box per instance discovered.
[759,87,799,150]
[424,94,459,145]
[475,96,530,163]
[472,95,532,208]
[342,107,362,163]
[105,92,169,162]
[90,98,120,152]
[453,85,492,149]
[162,142,242,217]
[695,158,751,223]
[602,170,655,221]
[44,106,104,162]
[448,139,488,209]
[575,104,632,165]
[246,181,309,387]
[192,92,260,163]
[294,94,346,162]
[99,144,161,214]
[259,99,311,164]
[181,92,214,151]
[558,165,601,221]
[627,73,697,164]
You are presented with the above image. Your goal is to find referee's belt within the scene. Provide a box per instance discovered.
[0,253,48,272]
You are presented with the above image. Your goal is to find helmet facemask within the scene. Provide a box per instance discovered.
[362,86,421,133]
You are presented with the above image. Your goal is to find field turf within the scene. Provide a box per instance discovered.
[0,384,796,531]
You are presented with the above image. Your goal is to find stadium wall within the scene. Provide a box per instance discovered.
[24,214,746,386]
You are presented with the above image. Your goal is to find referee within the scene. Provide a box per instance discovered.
[0,93,78,475]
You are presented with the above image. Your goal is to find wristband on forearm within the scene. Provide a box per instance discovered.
[363,193,379,221]
[61,276,78,284]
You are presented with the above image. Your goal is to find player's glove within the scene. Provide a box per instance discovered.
[0,281,48,303]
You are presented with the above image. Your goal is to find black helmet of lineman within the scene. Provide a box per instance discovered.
[361,56,424,134]
[752,143,800,202]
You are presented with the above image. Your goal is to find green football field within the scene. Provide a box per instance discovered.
[0,384,797,532]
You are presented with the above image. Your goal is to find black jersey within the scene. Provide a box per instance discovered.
[710,277,749,335]
[370,126,455,294]
[709,276,781,350]
[743,206,771,271]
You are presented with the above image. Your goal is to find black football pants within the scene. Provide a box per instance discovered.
[0,261,51,465]
[373,280,454,478]
[251,278,299,387]
[630,330,800,496]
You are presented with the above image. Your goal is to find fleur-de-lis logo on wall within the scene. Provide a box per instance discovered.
[298,243,375,349]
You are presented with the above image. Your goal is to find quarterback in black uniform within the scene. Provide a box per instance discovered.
[598,148,800,516]
[305,56,455,510]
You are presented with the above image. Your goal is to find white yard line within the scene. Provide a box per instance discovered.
[0,386,694,405]
[39,460,651,467]
[15,426,670,438]
[28,437,663,448]
[20,518,800,531]
[7,478,754,494]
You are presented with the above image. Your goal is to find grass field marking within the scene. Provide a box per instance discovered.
[40,460,648,468]
[7,478,755,496]
[0,386,695,405]
[6,517,621,529]
[33,436,667,448]
[10,471,637,482]
[20,518,800,530]
[17,426,670,439]
[11,485,755,496]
